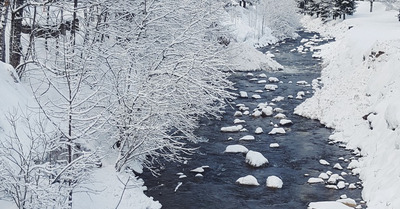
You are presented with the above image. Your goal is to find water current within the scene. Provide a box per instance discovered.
[141,30,364,209]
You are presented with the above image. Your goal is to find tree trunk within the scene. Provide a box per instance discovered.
[370,1,373,12]
[10,0,24,72]
[0,0,9,62]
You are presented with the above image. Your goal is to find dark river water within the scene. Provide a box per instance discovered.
[141,31,364,209]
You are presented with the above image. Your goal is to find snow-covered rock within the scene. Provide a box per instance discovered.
[234,111,243,117]
[252,110,262,117]
[261,106,274,116]
[259,73,267,78]
[307,178,324,184]
[269,143,280,148]
[266,176,283,188]
[224,145,249,153]
[296,80,308,85]
[272,96,284,102]
[265,84,278,91]
[190,167,205,173]
[274,113,286,119]
[319,159,330,166]
[239,91,248,98]
[318,173,329,180]
[268,77,279,83]
[257,80,267,84]
[236,175,260,186]
[234,119,246,124]
[239,135,255,141]
[252,94,261,99]
[336,198,357,207]
[255,127,263,134]
[334,163,343,170]
[308,201,353,209]
[268,127,286,135]
[245,150,268,167]
[279,119,293,126]
[221,125,243,132]
[337,181,346,190]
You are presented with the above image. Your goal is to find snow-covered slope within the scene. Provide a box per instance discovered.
[295,2,400,208]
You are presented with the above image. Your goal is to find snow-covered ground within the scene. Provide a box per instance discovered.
[295,2,400,208]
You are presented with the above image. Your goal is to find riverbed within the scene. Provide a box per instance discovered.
[141,31,364,209]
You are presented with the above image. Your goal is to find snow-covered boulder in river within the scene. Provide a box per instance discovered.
[255,127,263,134]
[266,176,283,188]
[265,84,278,91]
[224,145,249,153]
[236,175,260,186]
[221,125,243,132]
[308,201,353,209]
[239,135,255,141]
[245,150,268,167]
[268,127,286,135]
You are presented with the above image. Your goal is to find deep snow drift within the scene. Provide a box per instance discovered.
[295,2,400,208]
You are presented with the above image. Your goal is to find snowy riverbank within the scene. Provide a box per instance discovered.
[295,2,400,208]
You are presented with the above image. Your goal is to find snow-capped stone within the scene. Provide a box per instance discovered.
[255,90,263,93]
[265,84,278,91]
[318,173,329,180]
[308,178,324,184]
[274,113,286,119]
[227,137,233,141]
[179,175,187,179]
[347,160,359,170]
[246,73,254,77]
[269,143,280,148]
[262,106,274,116]
[268,128,286,135]
[268,77,280,83]
[274,107,284,112]
[239,91,248,98]
[308,201,353,209]
[272,96,285,102]
[340,194,347,199]
[243,111,250,115]
[296,91,305,99]
[234,119,246,124]
[334,163,343,170]
[337,181,346,190]
[249,78,258,81]
[319,159,330,166]
[245,150,268,167]
[252,94,261,99]
[221,125,243,132]
[259,73,267,78]
[348,183,357,189]
[195,173,203,178]
[325,185,338,190]
[239,135,255,141]
[176,172,184,176]
[191,167,204,173]
[288,95,294,99]
[336,198,357,207]
[236,175,260,186]
[273,124,278,128]
[234,111,243,117]
[240,128,248,132]
[239,106,249,111]
[252,110,262,117]
[280,119,293,126]
[255,127,263,134]
[327,174,341,184]
[266,176,283,188]
[326,171,333,176]
[224,145,249,153]
[341,172,348,176]
[257,80,267,84]
[297,80,309,85]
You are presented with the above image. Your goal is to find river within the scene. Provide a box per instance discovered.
[141,30,364,209]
